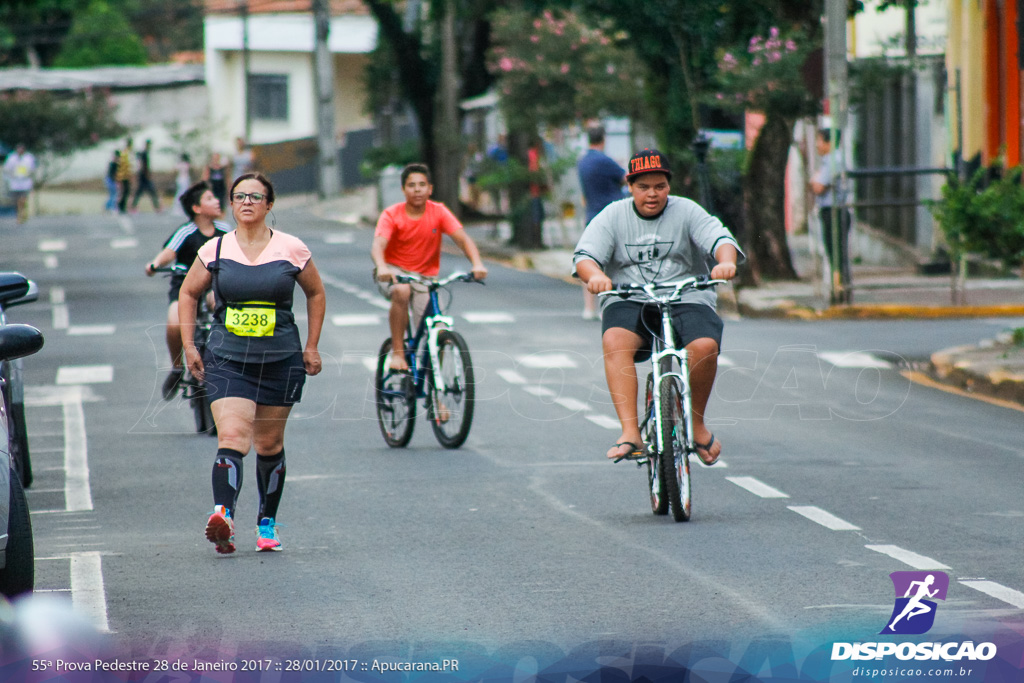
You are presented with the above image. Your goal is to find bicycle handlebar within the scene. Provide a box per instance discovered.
[597,275,726,300]
[152,264,189,275]
[394,272,483,288]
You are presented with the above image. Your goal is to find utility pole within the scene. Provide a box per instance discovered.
[240,0,252,141]
[313,0,340,197]
[825,0,850,304]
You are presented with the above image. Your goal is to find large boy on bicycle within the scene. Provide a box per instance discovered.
[372,163,488,371]
[573,149,742,464]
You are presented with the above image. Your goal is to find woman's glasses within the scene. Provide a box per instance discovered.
[231,192,266,204]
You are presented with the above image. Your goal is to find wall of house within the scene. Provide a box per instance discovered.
[334,53,372,131]
[51,83,210,184]
[947,0,988,166]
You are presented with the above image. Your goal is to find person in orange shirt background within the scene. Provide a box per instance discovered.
[371,163,488,371]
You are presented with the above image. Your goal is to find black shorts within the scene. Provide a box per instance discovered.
[201,350,306,406]
[167,275,184,304]
[602,301,723,363]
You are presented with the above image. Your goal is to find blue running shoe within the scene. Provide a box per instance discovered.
[256,517,281,552]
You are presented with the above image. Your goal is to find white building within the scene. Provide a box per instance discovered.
[203,1,378,189]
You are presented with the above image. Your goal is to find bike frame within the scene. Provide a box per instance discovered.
[646,290,694,458]
[400,287,451,399]
[603,277,724,460]
[384,272,473,401]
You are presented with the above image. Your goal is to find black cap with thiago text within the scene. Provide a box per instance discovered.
[626,148,672,181]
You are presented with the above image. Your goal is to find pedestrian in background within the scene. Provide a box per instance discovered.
[485,133,509,215]
[527,136,548,239]
[178,172,325,554]
[576,124,625,320]
[810,128,851,293]
[173,153,192,217]
[104,150,120,214]
[131,139,161,213]
[3,143,36,224]
[202,152,229,213]
[116,138,134,214]
[232,137,255,176]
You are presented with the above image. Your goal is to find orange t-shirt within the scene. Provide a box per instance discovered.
[375,200,462,275]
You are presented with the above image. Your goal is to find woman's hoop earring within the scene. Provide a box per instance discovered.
[269,210,276,228]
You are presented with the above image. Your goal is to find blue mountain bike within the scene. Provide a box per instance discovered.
[375,272,480,449]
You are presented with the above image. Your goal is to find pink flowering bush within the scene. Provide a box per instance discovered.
[488,8,642,130]
[712,27,818,119]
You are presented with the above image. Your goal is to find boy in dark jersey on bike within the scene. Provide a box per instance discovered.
[145,181,231,399]
[573,149,742,465]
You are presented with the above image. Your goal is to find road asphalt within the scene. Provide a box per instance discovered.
[24,184,1024,411]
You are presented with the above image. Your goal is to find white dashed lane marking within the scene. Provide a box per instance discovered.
[331,314,382,326]
[516,353,578,369]
[865,545,951,570]
[463,312,515,324]
[56,365,114,385]
[584,415,619,430]
[68,325,116,336]
[726,476,790,499]
[818,351,892,368]
[39,239,67,252]
[959,580,1024,609]
[788,505,861,531]
[496,369,527,385]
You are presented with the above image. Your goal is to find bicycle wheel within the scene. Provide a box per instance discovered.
[191,384,216,436]
[375,337,416,447]
[659,376,691,522]
[642,373,668,515]
[428,329,474,449]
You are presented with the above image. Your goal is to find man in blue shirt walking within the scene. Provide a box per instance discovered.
[577,124,625,319]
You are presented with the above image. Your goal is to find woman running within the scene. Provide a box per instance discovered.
[178,172,326,554]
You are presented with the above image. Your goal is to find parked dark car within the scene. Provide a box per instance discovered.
[0,272,39,488]
[0,323,43,597]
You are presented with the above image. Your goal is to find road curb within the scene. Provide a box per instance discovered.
[738,302,1024,321]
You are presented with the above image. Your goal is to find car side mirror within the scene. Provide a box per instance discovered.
[0,324,44,362]
[0,273,30,307]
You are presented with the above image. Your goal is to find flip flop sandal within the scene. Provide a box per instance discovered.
[694,433,719,466]
[610,441,644,463]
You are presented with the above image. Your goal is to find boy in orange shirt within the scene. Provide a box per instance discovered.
[372,163,488,371]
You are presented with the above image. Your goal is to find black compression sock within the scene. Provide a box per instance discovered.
[212,448,245,517]
[256,449,286,522]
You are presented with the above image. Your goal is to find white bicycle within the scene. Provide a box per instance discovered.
[599,276,725,522]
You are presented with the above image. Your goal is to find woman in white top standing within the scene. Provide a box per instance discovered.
[173,153,192,217]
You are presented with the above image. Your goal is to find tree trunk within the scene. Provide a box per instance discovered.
[742,113,798,282]
[507,128,543,249]
[432,0,461,213]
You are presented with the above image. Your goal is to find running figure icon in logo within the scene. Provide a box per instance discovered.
[881,571,949,635]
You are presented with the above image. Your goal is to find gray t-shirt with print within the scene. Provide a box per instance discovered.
[572,196,743,310]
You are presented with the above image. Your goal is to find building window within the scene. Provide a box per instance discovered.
[248,74,289,121]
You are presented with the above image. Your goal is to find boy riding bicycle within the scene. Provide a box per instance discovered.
[572,149,743,464]
[371,163,488,371]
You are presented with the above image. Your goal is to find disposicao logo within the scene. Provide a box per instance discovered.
[831,570,997,663]
[881,571,948,635]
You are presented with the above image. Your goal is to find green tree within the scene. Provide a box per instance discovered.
[710,26,820,282]
[487,7,642,247]
[0,90,127,188]
[0,0,78,67]
[564,0,826,282]
[53,0,147,67]
[363,0,493,203]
